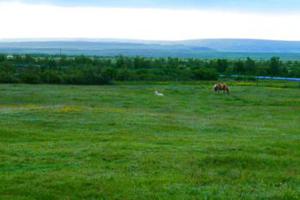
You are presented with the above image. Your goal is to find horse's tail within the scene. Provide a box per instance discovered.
[226,86,230,94]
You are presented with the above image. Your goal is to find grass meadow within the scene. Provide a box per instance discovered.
[0,81,299,199]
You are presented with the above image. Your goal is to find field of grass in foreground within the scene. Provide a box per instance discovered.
[0,81,299,200]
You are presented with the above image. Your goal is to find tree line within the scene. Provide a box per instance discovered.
[0,54,299,84]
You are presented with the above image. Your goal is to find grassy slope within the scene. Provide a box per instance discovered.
[0,82,299,200]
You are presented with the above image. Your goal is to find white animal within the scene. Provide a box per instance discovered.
[155,90,164,96]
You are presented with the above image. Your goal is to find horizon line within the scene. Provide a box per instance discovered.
[1,38,300,43]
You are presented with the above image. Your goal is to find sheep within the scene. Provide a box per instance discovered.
[155,90,164,96]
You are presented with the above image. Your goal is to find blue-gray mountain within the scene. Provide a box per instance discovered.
[1,39,300,59]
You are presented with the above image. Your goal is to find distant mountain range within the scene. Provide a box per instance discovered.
[1,39,300,59]
[180,39,300,53]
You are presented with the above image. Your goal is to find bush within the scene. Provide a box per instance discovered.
[192,67,218,80]
[0,55,298,85]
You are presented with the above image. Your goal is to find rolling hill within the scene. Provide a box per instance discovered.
[1,39,300,59]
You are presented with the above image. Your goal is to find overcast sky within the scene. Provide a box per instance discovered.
[0,0,300,41]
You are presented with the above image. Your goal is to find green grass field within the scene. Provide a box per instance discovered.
[0,81,299,200]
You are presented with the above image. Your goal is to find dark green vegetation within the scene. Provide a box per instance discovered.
[0,54,300,85]
[0,81,299,199]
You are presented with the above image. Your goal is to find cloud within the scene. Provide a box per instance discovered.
[0,2,300,40]
[0,0,300,12]
[1,0,300,12]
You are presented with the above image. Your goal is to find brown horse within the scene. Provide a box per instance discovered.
[213,83,230,94]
